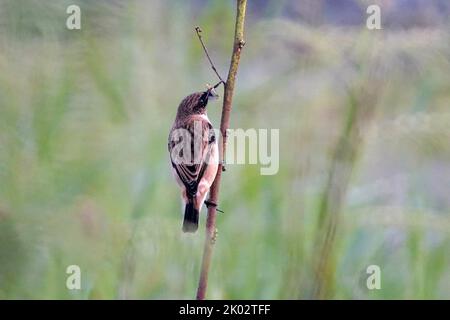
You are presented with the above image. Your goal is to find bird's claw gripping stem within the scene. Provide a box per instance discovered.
[205,200,224,213]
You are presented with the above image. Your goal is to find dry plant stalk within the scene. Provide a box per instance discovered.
[196,0,248,300]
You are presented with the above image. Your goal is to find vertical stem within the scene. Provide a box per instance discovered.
[196,0,247,300]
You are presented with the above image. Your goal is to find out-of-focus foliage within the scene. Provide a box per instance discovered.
[0,0,449,299]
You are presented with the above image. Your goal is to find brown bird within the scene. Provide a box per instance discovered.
[168,86,219,232]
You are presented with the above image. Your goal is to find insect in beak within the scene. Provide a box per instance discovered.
[206,83,220,101]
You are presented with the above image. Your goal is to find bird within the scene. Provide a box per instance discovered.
[168,85,220,233]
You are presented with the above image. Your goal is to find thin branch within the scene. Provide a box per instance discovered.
[196,0,247,300]
[195,26,226,84]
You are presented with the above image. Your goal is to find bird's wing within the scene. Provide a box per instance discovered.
[168,118,216,197]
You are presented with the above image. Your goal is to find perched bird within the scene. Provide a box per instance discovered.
[168,86,219,233]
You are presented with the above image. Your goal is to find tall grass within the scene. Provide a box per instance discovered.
[0,0,449,299]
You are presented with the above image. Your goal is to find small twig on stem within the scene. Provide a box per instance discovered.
[195,26,226,85]
[196,0,247,300]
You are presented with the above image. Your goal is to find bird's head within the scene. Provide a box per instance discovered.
[177,84,220,117]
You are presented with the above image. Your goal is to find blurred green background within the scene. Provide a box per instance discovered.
[0,0,449,299]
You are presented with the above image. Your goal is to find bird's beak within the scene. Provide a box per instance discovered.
[208,87,219,100]
[205,83,220,101]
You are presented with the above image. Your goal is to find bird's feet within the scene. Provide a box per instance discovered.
[221,160,226,172]
[205,200,224,213]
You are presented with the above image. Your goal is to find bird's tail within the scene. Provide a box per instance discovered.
[183,199,199,233]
